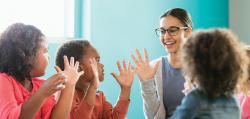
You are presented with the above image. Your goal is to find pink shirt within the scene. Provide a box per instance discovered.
[0,73,56,119]
[70,90,130,119]
[239,95,250,119]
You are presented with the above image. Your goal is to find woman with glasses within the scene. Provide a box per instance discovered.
[131,8,192,119]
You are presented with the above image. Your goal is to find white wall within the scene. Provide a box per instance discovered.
[230,0,250,44]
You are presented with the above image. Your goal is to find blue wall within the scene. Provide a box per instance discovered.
[44,0,229,119]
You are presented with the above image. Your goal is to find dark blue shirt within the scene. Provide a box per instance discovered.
[162,56,185,118]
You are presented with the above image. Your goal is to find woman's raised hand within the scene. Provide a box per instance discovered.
[131,49,160,81]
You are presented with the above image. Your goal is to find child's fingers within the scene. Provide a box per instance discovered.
[74,61,79,69]
[128,61,131,70]
[64,55,70,68]
[70,57,74,67]
[111,72,120,83]
[123,60,127,70]
[55,84,65,90]
[78,71,84,76]
[116,61,122,72]
[54,66,62,72]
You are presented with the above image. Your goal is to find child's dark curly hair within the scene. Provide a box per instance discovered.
[182,28,247,98]
[56,40,91,70]
[0,23,45,82]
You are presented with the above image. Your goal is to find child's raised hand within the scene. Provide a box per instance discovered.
[111,60,135,89]
[55,56,84,86]
[89,58,100,88]
[39,73,67,97]
[131,48,160,81]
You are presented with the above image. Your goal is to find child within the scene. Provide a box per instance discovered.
[0,23,83,119]
[55,40,134,119]
[238,46,250,119]
[171,28,248,118]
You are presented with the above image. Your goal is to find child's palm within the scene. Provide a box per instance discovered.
[111,61,135,89]
[55,56,84,86]
[89,58,100,88]
[116,70,134,88]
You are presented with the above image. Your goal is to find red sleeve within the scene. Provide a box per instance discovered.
[0,76,22,119]
[70,95,94,119]
[101,92,130,119]
[241,96,250,119]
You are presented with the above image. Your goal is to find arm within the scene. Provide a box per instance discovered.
[100,59,135,119]
[50,56,83,119]
[140,77,161,119]
[0,73,65,119]
[19,74,66,119]
[0,77,25,119]
[70,58,99,119]
[101,92,130,119]
[131,49,161,119]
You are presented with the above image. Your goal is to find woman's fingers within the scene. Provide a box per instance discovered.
[135,49,143,62]
[143,48,149,63]
[131,54,139,65]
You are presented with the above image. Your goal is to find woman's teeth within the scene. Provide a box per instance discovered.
[164,41,176,45]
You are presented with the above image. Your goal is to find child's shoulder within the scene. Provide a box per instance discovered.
[32,77,46,86]
[0,73,18,84]
[185,89,204,102]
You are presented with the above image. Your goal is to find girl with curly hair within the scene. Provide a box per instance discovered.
[238,46,250,119]
[171,28,248,118]
[0,23,83,119]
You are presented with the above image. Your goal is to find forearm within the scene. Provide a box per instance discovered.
[19,90,46,119]
[119,87,131,100]
[140,79,160,118]
[50,86,75,119]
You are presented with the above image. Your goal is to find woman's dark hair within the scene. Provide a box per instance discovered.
[182,28,246,98]
[0,23,44,82]
[161,8,193,28]
[56,40,91,70]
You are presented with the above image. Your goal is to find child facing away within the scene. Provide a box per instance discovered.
[55,40,134,119]
[171,28,248,119]
[238,46,250,119]
[0,23,83,119]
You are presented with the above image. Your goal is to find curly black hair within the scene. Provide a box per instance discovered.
[0,23,44,82]
[56,40,91,70]
[182,28,246,98]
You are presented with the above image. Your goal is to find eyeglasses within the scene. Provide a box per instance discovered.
[155,26,188,36]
